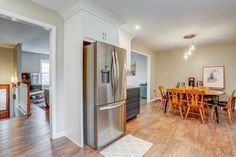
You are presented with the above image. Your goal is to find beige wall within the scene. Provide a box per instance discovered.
[132,40,159,100]
[0,46,16,83]
[0,0,65,133]
[156,42,236,100]
[0,46,16,117]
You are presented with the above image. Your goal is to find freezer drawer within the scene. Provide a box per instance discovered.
[95,101,126,149]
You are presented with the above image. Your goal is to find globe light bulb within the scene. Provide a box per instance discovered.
[190,45,195,51]
[187,50,192,56]
[184,54,188,60]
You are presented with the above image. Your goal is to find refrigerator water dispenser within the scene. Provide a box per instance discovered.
[101,65,110,84]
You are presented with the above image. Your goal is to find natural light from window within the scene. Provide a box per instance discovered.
[40,60,50,86]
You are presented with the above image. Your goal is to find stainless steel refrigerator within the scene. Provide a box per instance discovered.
[83,41,127,150]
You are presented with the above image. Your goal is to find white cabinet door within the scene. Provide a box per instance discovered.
[83,11,119,45]
[83,12,103,41]
[103,22,119,45]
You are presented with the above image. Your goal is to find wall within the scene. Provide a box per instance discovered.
[15,44,22,81]
[21,51,49,73]
[127,52,147,87]
[119,30,133,69]
[64,10,84,146]
[63,1,125,146]
[0,46,16,117]
[156,42,236,100]
[0,0,65,136]
[131,39,159,100]
[0,47,15,83]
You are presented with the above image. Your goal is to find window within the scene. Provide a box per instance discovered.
[40,60,50,86]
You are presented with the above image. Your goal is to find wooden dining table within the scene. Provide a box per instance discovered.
[163,88,224,124]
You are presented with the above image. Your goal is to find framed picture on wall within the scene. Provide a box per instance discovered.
[127,62,136,76]
[188,77,195,87]
[203,66,225,89]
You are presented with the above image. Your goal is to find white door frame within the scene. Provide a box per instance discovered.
[0,9,57,139]
[131,50,151,102]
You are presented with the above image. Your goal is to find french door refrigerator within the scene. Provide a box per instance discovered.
[83,41,127,150]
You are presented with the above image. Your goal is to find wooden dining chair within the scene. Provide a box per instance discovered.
[158,86,166,109]
[211,90,236,124]
[185,89,206,123]
[197,86,212,107]
[167,88,184,118]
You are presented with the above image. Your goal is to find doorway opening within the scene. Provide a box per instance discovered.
[127,50,151,103]
[0,9,57,138]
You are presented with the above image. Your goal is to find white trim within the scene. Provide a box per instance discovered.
[61,0,123,26]
[131,50,151,102]
[149,97,160,103]
[49,23,57,140]
[66,135,84,148]
[53,131,67,139]
[83,37,96,43]
[0,9,58,139]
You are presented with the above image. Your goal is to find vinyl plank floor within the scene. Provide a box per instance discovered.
[1,101,236,157]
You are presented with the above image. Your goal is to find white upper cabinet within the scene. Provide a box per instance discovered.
[83,12,103,41]
[83,11,119,45]
[103,22,119,45]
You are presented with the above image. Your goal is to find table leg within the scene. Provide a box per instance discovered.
[164,92,168,113]
[214,95,219,124]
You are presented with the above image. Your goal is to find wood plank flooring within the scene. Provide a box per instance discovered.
[1,101,236,157]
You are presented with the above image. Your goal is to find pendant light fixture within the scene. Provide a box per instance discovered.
[183,34,196,60]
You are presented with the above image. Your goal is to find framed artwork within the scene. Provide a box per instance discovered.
[196,81,203,87]
[127,62,136,76]
[203,66,225,89]
[188,77,195,87]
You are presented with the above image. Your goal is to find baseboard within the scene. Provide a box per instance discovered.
[148,97,159,103]
[66,135,84,148]
[52,131,66,139]
[52,130,84,148]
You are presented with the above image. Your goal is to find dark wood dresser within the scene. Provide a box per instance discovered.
[126,87,140,120]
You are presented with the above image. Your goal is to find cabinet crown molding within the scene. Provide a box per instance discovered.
[60,0,124,26]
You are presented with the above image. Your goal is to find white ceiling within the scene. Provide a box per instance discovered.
[30,0,71,12]
[89,0,236,51]
[31,0,236,52]
[0,16,50,54]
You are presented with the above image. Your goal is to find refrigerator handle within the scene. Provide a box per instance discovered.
[111,51,116,96]
[99,103,122,111]
[115,51,119,90]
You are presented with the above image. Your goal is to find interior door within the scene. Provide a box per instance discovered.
[0,84,10,120]
[114,47,127,102]
[95,42,115,105]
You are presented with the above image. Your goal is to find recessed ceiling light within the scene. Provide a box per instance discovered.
[134,25,141,30]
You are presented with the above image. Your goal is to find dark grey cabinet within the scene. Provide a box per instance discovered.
[126,87,140,120]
